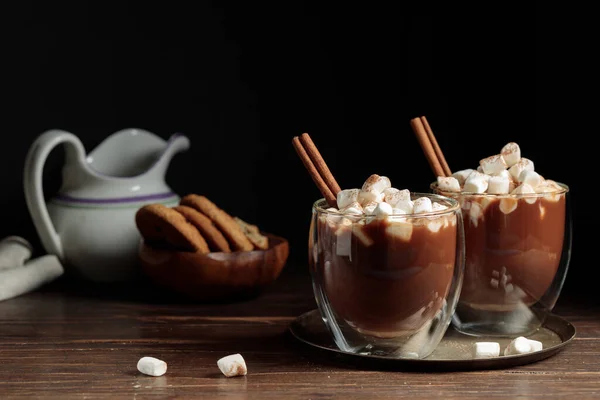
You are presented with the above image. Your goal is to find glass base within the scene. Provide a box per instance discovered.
[452,302,546,337]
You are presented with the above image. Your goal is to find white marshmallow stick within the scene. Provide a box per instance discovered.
[0,255,64,302]
[0,236,33,271]
[137,356,167,377]
[217,354,247,377]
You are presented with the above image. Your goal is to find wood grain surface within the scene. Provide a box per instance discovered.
[0,267,598,399]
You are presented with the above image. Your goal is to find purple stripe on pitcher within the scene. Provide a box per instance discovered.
[54,192,178,204]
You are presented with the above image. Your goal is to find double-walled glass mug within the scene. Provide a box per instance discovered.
[308,193,465,359]
[431,182,572,337]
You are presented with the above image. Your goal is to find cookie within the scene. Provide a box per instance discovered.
[135,203,210,253]
[173,205,232,253]
[179,195,254,252]
[234,216,269,250]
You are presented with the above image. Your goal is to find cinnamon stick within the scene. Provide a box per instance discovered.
[298,133,342,196]
[420,116,451,176]
[292,136,337,207]
[410,117,446,178]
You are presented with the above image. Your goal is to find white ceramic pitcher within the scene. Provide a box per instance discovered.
[23,128,190,282]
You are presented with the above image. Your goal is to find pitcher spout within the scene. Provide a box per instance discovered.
[150,133,190,179]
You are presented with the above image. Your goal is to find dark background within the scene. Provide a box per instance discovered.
[2,3,594,297]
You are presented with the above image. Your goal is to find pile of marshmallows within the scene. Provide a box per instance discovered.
[333,174,447,217]
[436,142,562,196]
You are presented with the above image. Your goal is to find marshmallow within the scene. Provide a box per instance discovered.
[394,199,414,214]
[362,202,378,215]
[512,183,537,204]
[528,339,543,352]
[385,221,413,242]
[535,179,562,193]
[504,336,534,356]
[353,225,374,247]
[383,188,410,207]
[493,169,512,180]
[473,342,500,358]
[518,169,543,187]
[436,176,461,192]
[374,202,393,217]
[413,197,433,213]
[357,190,384,206]
[340,202,363,216]
[217,354,247,377]
[508,157,534,181]
[432,202,448,211]
[427,218,444,233]
[501,142,521,167]
[499,198,518,214]
[336,189,360,209]
[137,357,167,377]
[0,236,33,271]
[487,175,511,194]
[451,169,474,185]
[464,172,489,193]
[361,174,391,194]
[480,154,507,175]
[335,218,353,256]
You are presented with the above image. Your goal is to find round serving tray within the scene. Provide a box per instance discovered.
[289,309,576,371]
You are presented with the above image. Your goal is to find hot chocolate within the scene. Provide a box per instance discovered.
[311,174,462,339]
[432,142,569,331]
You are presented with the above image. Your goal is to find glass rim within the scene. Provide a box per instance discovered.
[430,180,570,198]
[312,192,461,218]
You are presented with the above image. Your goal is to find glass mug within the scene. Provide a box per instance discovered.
[431,182,572,337]
[308,193,465,359]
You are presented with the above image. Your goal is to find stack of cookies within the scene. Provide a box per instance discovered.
[135,194,269,254]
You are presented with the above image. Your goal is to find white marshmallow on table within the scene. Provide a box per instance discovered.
[361,174,391,194]
[383,188,410,207]
[413,197,433,213]
[0,254,64,302]
[137,356,167,377]
[451,169,474,185]
[0,236,33,270]
[480,154,507,175]
[508,157,534,181]
[512,182,537,204]
[487,175,511,194]
[217,354,247,377]
[518,169,543,187]
[473,342,500,358]
[464,172,489,193]
[503,336,543,356]
[336,189,360,209]
[436,176,461,192]
[501,142,521,167]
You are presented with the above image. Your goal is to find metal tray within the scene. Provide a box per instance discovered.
[289,309,576,371]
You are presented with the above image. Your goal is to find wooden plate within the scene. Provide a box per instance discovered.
[139,233,289,303]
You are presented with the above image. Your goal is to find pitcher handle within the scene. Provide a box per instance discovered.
[23,130,86,260]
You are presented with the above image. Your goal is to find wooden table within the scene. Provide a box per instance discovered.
[1,267,599,399]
